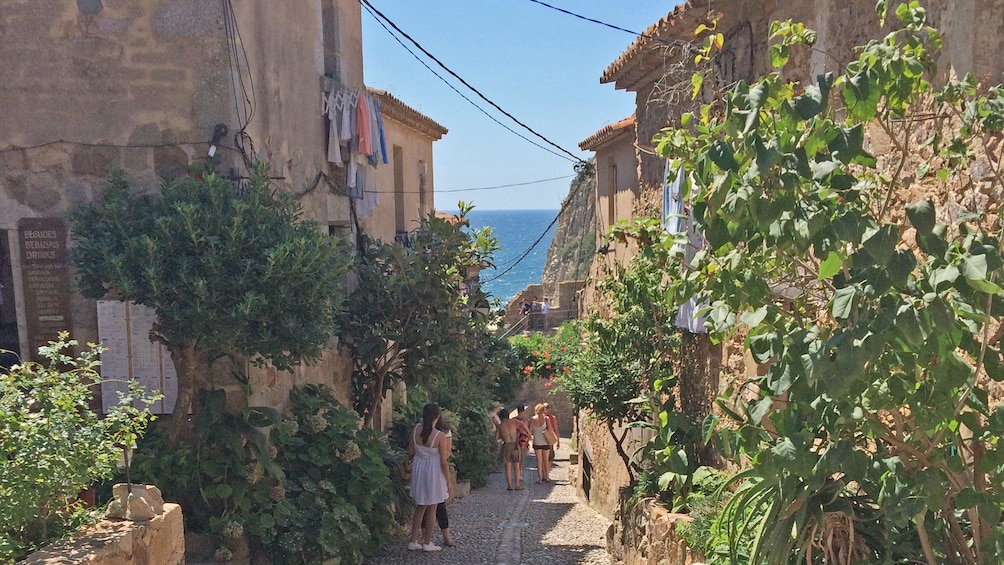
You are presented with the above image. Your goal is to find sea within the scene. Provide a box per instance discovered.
[460,209,559,305]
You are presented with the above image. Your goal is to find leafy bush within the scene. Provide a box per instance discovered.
[450,406,498,487]
[0,334,158,561]
[130,385,405,564]
[642,4,1004,562]
[260,385,406,564]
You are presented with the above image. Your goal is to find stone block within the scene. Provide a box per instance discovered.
[107,483,166,521]
[153,145,189,178]
[71,145,120,177]
[454,480,471,499]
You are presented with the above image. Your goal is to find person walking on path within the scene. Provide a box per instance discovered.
[363,438,612,564]
[543,402,560,451]
[408,403,452,552]
[496,408,529,491]
[530,403,555,483]
[434,417,457,547]
[512,405,532,472]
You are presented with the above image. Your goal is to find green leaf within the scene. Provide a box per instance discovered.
[862,225,898,264]
[983,347,1004,381]
[961,254,988,281]
[750,397,774,423]
[691,72,704,100]
[770,43,790,68]
[740,307,768,327]
[832,286,857,320]
[843,70,881,122]
[709,140,739,171]
[818,252,843,280]
[956,487,984,510]
[771,438,798,461]
[888,250,917,289]
[917,231,949,258]
[930,265,960,290]
[793,81,828,120]
[905,200,936,234]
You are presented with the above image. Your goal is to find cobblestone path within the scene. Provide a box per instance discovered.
[366,440,613,564]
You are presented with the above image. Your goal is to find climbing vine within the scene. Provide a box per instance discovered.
[623,2,1004,563]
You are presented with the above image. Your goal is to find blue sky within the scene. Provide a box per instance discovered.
[362,1,681,210]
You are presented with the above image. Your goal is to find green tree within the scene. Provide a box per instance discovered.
[630,3,1004,563]
[70,166,350,439]
[339,202,499,427]
[557,239,689,485]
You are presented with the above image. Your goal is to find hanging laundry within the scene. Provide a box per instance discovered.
[340,90,354,142]
[324,90,342,165]
[373,98,388,165]
[356,90,373,156]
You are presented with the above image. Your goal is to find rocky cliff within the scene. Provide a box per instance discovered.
[541,165,596,286]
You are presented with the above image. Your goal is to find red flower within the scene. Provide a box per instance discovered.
[544,381,553,388]
[545,364,552,370]
[560,346,567,352]
[563,366,570,372]
[523,365,533,375]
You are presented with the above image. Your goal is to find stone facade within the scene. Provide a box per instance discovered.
[0,1,446,415]
[362,89,447,243]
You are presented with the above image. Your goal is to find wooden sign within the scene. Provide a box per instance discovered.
[17,218,71,361]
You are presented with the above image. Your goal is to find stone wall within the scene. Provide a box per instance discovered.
[0,0,362,410]
[24,496,183,565]
[606,498,703,565]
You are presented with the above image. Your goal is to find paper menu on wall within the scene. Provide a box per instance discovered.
[97,301,177,414]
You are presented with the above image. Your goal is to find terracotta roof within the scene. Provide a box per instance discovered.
[367,88,448,140]
[434,211,469,226]
[578,116,636,151]
[600,0,710,91]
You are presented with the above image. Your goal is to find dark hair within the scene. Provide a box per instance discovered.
[436,415,451,434]
[498,408,509,422]
[421,403,441,444]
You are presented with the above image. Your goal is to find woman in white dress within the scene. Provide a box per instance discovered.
[408,403,452,552]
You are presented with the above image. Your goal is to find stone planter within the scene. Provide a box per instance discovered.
[24,484,184,565]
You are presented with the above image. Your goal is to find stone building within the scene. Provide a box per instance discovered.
[0,0,446,415]
[363,88,448,244]
[573,0,1004,521]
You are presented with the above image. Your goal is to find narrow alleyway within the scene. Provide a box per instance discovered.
[367,440,612,565]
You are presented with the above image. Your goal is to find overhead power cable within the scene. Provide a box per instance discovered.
[359,0,586,165]
[479,174,586,282]
[364,174,575,195]
[525,0,670,43]
[360,3,575,163]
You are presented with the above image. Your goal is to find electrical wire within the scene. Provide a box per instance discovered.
[359,0,586,165]
[363,174,574,195]
[222,0,257,171]
[478,172,587,282]
[524,0,669,42]
[0,139,223,153]
[359,3,575,164]
[363,2,582,165]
